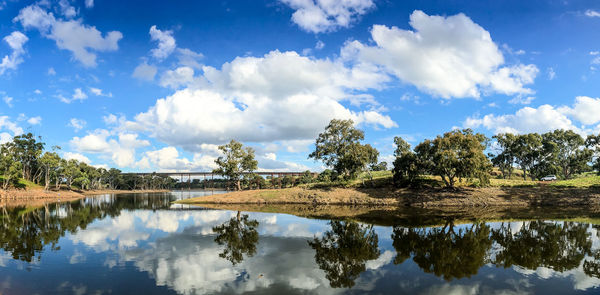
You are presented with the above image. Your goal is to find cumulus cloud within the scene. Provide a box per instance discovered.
[132,62,157,81]
[342,10,538,99]
[465,96,600,135]
[279,0,375,33]
[70,129,149,167]
[0,31,29,75]
[585,9,600,18]
[2,96,13,107]
[14,4,122,67]
[149,25,176,60]
[0,116,23,144]
[131,50,396,151]
[89,87,112,97]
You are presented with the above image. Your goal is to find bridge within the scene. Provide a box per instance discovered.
[121,171,316,189]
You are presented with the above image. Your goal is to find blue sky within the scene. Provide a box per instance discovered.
[1,0,600,172]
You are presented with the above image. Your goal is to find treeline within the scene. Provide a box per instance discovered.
[0,133,175,191]
[392,129,600,188]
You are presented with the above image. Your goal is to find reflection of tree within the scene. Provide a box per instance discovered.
[583,225,600,278]
[0,193,176,262]
[491,221,591,272]
[392,222,492,281]
[212,211,259,265]
[308,220,380,288]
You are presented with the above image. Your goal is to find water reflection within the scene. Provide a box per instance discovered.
[392,222,492,281]
[212,211,259,265]
[2,193,600,294]
[308,221,380,288]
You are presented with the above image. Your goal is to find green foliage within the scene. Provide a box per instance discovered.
[0,144,22,190]
[370,161,388,171]
[309,119,379,179]
[392,136,420,185]
[213,140,258,190]
[415,129,491,188]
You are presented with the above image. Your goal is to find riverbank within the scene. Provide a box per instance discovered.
[174,185,600,208]
[0,188,170,208]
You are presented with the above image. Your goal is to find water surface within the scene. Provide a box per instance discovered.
[2,191,600,294]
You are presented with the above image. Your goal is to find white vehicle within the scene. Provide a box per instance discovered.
[540,175,557,181]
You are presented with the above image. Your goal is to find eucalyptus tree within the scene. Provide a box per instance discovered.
[542,129,592,179]
[392,136,420,184]
[414,129,490,188]
[513,133,543,180]
[11,133,45,182]
[213,140,258,191]
[309,119,379,179]
[0,143,22,189]
[587,134,600,174]
[491,133,518,179]
[39,152,62,191]
[212,212,259,265]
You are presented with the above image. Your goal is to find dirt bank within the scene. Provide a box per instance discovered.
[175,186,600,207]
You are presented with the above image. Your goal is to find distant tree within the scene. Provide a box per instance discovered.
[513,133,544,180]
[63,159,81,190]
[586,134,600,174]
[317,169,335,183]
[309,119,379,179]
[370,161,388,171]
[213,140,258,191]
[392,136,420,185]
[491,133,518,179]
[415,129,491,188]
[299,170,316,184]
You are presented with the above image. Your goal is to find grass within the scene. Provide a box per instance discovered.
[551,175,600,188]
[0,177,43,189]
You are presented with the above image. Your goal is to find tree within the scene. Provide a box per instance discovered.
[415,129,490,188]
[212,212,259,265]
[62,159,81,190]
[370,161,388,171]
[0,144,22,189]
[308,220,380,288]
[309,119,379,179]
[39,152,61,191]
[491,133,518,179]
[513,133,543,180]
[11,133,45,181]
[213,140,258,191]
[392,136,420,185]
[542,130,591,179]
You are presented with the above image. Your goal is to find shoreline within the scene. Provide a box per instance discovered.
[174,186,600,208]
[0,188,170,208]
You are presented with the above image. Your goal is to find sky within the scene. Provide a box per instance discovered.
[0,0,600,172]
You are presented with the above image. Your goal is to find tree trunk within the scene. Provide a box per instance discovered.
[236,180,241,191]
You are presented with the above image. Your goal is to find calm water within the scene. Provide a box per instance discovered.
[2,192,600,294]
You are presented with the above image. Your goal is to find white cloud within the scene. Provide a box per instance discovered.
[508,95,535,105]
[27,116,42,125]
[0,31,29,75]
[14,4,122,67]
[280,0,375,33]
[70,129,150,167]
[149,25,176,60]
[342,10,538,99]
[176,48,203,69]
[34,89,42,94]
[2,96,13,107]
[132,62,157,81]
[132,50,395,150]
[0,116,24,138]
[57,87,87,103]
[47,67,56,75]
[558,96,600,125]
[85,0,94,9]
[63,151,90,163]
[89,87,112,97]
[58,0,77,18]
[315,40,325,50]
[585,9,600,18]
[68,118,86,131]
[547,67,556,80]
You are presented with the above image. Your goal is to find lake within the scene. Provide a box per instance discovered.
[2,191,600,294]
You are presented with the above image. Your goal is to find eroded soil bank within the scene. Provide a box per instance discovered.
[174,186,600,208]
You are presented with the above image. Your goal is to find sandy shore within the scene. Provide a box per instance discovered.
[174,186,600,207]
